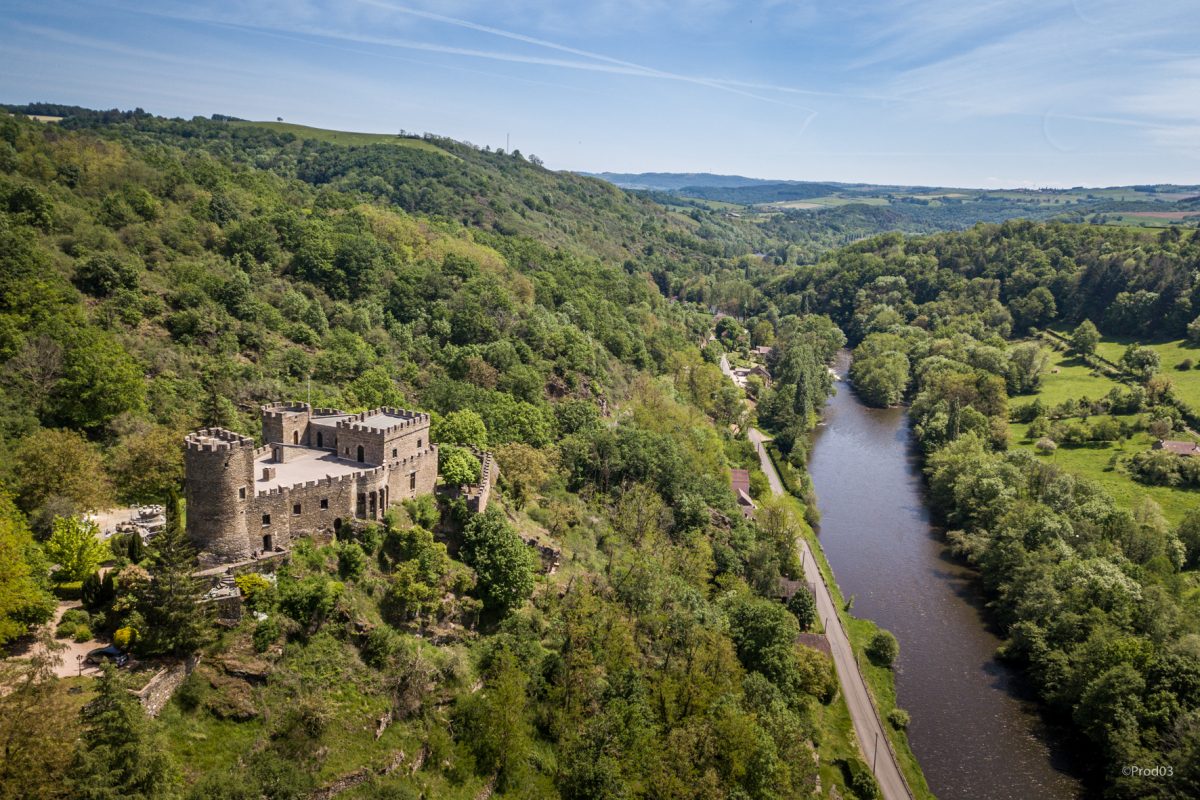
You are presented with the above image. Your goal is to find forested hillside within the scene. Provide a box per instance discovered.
[747,223,1200,798]
[0,110,850,799]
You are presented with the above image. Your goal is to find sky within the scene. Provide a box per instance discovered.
[2,0,1199,188]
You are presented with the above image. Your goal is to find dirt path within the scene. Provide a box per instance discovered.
[750,426,912,800]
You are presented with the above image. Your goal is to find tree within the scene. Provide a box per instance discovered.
[0,632,78,799]
[45,516,106,583]
[1071,319,1100,356]
[432,408,488,448]
[12,428,113,520]
[439,445,481,487]
[1007,342,1050,394]
[1121,344,1161,381]
[0,496,55,643]
[51,329,146,432]
[1188,316,1200,346]
[867,629,899,667]
[108,423,183,504]
[132,491,207,656]
[460,507,535,615]
[68,664,179,800]
[455,645,532,791]
[494,442,554,509]
[786,587,817,632]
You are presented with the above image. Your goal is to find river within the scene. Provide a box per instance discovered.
[806,351,1085,800]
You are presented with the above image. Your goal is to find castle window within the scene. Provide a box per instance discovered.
[410,472,417,490]
[320,498,329,509]
[262,514,271,527]
[417,438,422,449]
[292,503,301,516]
[292,430,299,444]
[239,487,246,500]
[316,431,323,448]
[392,448,398,458]
[357,445,365,463]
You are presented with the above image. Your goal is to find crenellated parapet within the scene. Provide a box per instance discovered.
[185,428,256,453]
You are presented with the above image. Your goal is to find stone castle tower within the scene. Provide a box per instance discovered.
[184,403,444,566]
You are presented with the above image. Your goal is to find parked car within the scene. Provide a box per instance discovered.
[85,645,128,667]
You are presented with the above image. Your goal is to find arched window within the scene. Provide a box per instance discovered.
[316,431,324,448]
[356,445,365,463]
[292,430,299,444]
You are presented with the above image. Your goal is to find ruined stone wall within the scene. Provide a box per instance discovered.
[184,430,255,564]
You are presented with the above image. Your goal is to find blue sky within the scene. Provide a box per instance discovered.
[3,0,1199,187]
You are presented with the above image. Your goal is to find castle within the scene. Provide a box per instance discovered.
[184,403,444,565]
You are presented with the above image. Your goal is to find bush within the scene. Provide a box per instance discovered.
[866,629,899,668]
[72,625,93,643]
[57,608,90,638]
[838,757,881,800]
[176,670,205,711]
[361,626,401,669]
[113,626,135,650]
[336,540,367,580]
[52,580,84,601]
[1179,359,1194,371]
[402,495,439,530]
[253,616,280,652]
[887,707,911,729]
[1034,437,1058,453]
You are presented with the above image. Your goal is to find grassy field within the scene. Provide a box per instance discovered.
[228,121,452,156]
[1008,420,1199,523]
[1008,344,1200,523]
[1092,336,1200,408]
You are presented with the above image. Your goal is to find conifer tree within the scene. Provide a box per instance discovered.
[69,664,179,799]
[133,490,207,656]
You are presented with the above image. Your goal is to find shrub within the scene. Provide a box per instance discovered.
[1035,437,1058,453]
[176,670,205,711]
[57,608,90,638]
[253,616,280,652]
[866,629,899,668]
[838,757,881,800]
[72,625,93,643]
[336,540,367,580]
[888,707,911,729]
[234,573,274,611]
[1179,359,1194,371]
[113,626,135,650]
[361,626,401,669]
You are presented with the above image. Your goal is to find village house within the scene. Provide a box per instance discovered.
[1153,439,1200,456]
[730,468,756,519]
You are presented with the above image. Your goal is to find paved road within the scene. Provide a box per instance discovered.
[749,426,912,800]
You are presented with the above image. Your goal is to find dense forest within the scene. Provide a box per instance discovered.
[0,109,852,799]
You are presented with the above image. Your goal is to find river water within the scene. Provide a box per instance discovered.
[806,352,1085,800]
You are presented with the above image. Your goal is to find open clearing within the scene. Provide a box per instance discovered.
[229,120,452,156]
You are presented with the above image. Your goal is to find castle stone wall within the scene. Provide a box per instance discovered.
[187,407,444,565]
[185,429,255,563]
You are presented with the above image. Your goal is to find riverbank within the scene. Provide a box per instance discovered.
[749,428,929,800]
[805,352,1084,800]
[755,441,933,800]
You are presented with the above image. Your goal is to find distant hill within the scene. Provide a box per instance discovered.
[580,171,800,191]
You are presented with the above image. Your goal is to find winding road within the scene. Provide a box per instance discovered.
[748,427,911,800]
[724,340,911,799]
[748,431,907,800]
